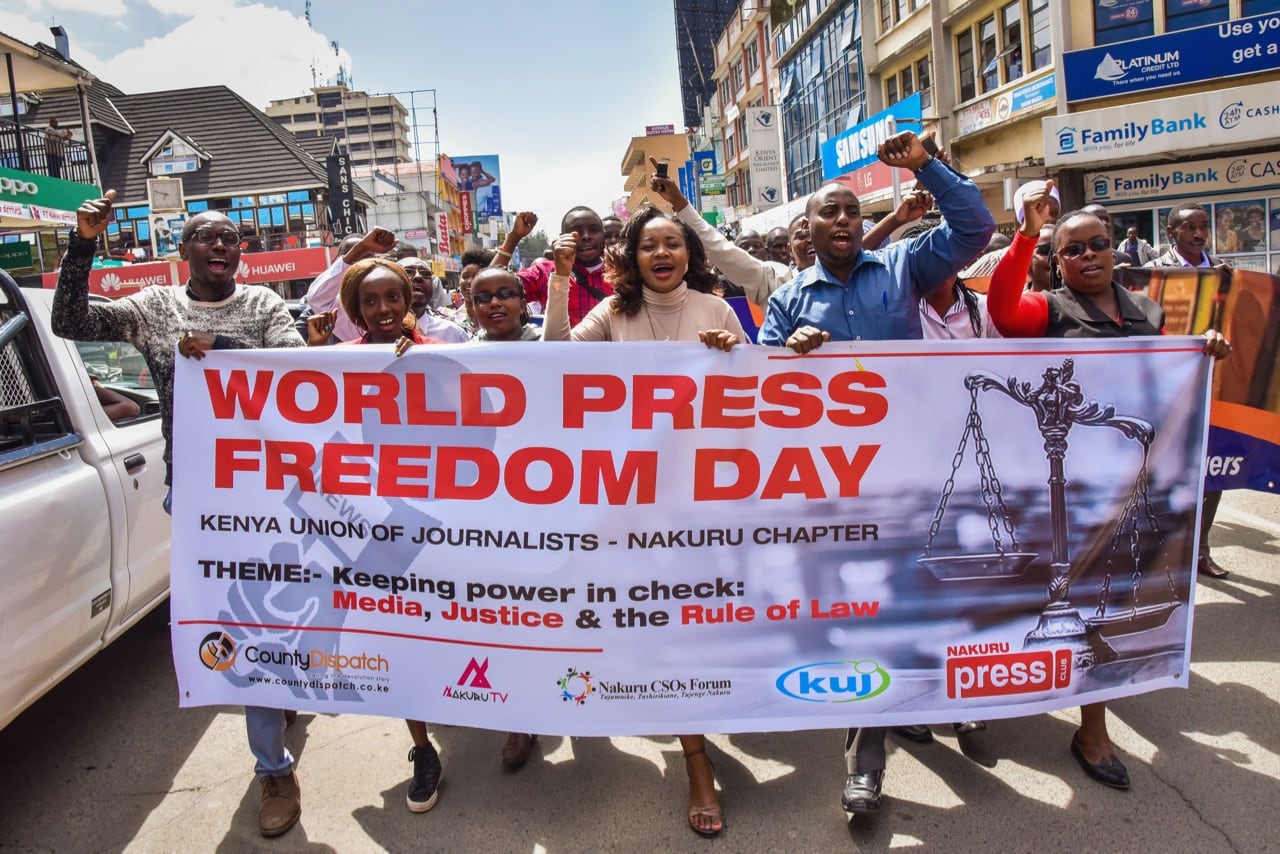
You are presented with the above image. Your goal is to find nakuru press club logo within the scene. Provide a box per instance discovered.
[198,631,237,672]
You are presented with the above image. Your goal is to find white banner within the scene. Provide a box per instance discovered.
[1043,80,1280,167]
[746,106,785,212]
[172,339,1210,735]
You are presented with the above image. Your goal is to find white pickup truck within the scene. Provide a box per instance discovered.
[0,273,169,731]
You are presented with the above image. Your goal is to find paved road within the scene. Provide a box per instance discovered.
[1,491,1276,853]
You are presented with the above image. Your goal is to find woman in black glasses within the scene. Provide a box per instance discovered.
[987,181,1230,792]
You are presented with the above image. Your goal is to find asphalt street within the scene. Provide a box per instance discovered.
[1,489,1276,853]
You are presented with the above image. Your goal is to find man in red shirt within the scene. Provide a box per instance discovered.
[494,208,612,326]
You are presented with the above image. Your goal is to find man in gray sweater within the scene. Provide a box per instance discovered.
[52,190,308,838]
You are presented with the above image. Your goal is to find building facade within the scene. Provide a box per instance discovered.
[674,0,741,129]
[707,0,781,220]
[266,85,411,171]
[620,131,694,214]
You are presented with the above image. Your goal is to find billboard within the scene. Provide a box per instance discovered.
[449,155,503,224]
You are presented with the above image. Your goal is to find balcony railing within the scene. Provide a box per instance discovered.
[0,117,94,185]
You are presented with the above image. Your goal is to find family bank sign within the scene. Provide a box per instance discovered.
[1085,151,1280,203]
[1044,80,1280,167]
[1063,11,1280,103]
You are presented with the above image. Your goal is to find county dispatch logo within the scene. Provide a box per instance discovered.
[775,659,890,703]
[198,631,237,672]
[557,666,594,705]
[442,656,509,704]
[944,643,1072,699]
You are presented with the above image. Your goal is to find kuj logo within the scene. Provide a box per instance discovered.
[755,110,775,128]
[1057,127,1077,154]
[776,660,890,703]
[457,657,492,689]
[1094,53,1126,82]
[1227,159,1247,183]
[1092,175,1111,198]
[1220,102,1244,130]
[198,631,237,672]
[759,186,780,205]
[557,666,594,706]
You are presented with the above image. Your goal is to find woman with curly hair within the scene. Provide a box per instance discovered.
[541,205,740,838]
[542,205,744,351]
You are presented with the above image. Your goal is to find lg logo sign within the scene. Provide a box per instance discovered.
[0,177,39,196]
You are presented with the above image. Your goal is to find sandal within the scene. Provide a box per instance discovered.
[684,747,724,838]
[502,733,538,769]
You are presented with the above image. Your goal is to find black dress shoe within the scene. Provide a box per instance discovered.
[842,769,884,813]
[953,720,986,735]
[1199,555,1230,579]
[891,725,934,743]
[1070,735,1130,790]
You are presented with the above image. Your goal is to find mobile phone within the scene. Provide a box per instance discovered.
[921,136,939,157]
[656,160,670,179]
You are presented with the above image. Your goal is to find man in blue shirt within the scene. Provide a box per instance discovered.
[757,131,995,816]
[759,131,995,351]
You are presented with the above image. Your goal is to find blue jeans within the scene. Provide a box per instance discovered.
[165,487,293,778]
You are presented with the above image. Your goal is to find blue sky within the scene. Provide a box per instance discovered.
[1,0,686,236]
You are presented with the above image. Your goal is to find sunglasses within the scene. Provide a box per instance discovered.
[1034,243,1053,256]
[472,287,521,305]
[1058,237,1112,259]
[186,227,241,246]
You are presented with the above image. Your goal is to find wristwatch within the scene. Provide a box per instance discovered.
[913,154,935,173]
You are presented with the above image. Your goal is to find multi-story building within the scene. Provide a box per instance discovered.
[708,0,781,219]
[773,1,866,203]
[620,131,694,214]
[266,84,411,170]
[674,0,740,129]
[1049,2,1280,274]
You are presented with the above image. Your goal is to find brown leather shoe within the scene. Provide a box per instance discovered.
[1199,555,1229,579]
[501,733,538,769]
[259,771,301,838]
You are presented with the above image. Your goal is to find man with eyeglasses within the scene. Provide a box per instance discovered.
[51,192,309,839]
[397,258,470,342]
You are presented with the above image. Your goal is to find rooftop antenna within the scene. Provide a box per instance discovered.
[304,0,312,26]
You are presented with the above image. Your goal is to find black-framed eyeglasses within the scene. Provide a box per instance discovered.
[401,265,431,278]
[1059,237,1112,259]
[472,287,521,305]
[1034,243,1053,257]
[186,227,241,246]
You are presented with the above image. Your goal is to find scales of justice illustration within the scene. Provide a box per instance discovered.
[919,359,1182,669]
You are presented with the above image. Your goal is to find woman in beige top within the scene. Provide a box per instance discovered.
[542,206,745,350]
[542,206,739,838]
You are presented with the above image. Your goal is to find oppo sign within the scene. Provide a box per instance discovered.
[0,177,39,196]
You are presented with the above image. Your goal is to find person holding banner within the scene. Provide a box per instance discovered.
[750,130,995,816]
[542,206,741,837]
[758,131,995,355]
[987,181,1231,791]
[52,192,309,839]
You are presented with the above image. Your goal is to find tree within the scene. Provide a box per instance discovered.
[517,230,550,266]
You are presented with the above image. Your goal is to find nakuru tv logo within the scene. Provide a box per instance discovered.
[945,647,1071,699]
[198,631,237,672]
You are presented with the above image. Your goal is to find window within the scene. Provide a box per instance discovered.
[900,66,915,98]
[879,0,892,34]
[880,0,919,32]
[886,76,899,106]
[916,56,932,111]
[1027,0,1050,70]
[1093,0,1152,45]
[731,60,745,94]
[978,16,999,93]
[1002,2,1024,82]
[1165,0,1229,32]
[1243,0,1280,13]
[719,76,733,110]
[745,39,760,76]
[957,30,976,102]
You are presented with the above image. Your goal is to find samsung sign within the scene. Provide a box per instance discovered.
[1063,11,1280,102]
[822,94,922,180]
[1043,80,1280,167]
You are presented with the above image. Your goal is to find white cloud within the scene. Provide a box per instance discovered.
[99,4,351,110]
[0,9,110,77]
